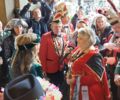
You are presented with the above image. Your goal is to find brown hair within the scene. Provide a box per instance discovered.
[12,47,36,77]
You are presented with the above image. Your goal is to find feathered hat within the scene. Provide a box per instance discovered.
[11,33,40,67]
[15,33,40,50]
[51,12,62,24]
[54,2,68,17]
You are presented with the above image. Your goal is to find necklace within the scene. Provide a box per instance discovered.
[52,34,64,57]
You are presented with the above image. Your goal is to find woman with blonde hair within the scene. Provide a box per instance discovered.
[67,27,111,100]
[92,14,113,51]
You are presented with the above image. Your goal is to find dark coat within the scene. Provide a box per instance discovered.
[0,33,15,87]
[20,1,51,37]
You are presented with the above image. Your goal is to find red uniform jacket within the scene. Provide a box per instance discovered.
[39,32,66,73]
[71,49,111,100]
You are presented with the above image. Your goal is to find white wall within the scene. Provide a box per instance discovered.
[19,0,41,11]
[5,0,14,21]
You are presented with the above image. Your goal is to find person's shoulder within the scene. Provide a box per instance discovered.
[27,18,36,23]
[87,52,103,66]
[41,32,51,39]
[91,53,102,59]
[39,17,45,22]
[43,31,51,36]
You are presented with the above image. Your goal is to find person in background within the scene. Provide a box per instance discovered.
[54,2,74,36]
[11,33,43,79]
[0,21,10,45]
[20,0,51,38]
[92,14,113,52]
[61,13,74,34]
[0,20,12,91]
[0,18,28,87]
[92,14,114,88]
[66,27,111,100]
[104,14,120,100]
[13,8,21,18]
[114,55,120,100]
[45,0,58,11]
[71,20,88,47]
[39,12,67,87]
[71,6,85,29]
[104,32,120,100]
[0,21,10,82]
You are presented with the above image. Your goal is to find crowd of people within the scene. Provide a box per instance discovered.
[0,0,120,100]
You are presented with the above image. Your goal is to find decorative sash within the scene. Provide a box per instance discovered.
[71,50,104,100]
[73,76,81,100]
[51,32,65,64]
[72,51,94,100]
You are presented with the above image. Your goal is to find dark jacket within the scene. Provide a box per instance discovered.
[0,31,11,45]
[20,1,51,37]
[27,18,48,37]
[0,32,15,87]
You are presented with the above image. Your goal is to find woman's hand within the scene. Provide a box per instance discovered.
[105,57,116,65]
[114,74,120,86]
[0,93,3,100]
[66,77,75,85]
